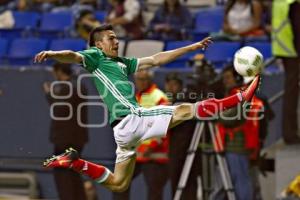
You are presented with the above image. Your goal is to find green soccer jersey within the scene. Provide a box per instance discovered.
[78,47,140,124]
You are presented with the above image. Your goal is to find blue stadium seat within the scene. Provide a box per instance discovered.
[164,41,200,68]
[204,42,241,68]
[193,8,224,40]
[50,38,86,51]
[0,38,8,57]
[244,42,272,59]
[0,12,40,40]
[8,38,48,66]
[0,38,8,64]
[13,11,40,29]
[39,12,73,39]
[95,11,107,23]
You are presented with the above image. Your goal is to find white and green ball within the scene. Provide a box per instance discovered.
[233,46,264,77]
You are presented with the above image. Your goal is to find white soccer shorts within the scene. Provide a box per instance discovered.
[113,106,175,163]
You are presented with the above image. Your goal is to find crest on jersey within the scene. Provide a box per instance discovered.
[117,62,127,74]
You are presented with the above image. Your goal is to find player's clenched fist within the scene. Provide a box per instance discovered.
[34,50,56,63]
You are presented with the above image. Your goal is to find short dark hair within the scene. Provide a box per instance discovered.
[89,24,113,47]
[77,9,93,22]
[222,64,243,85]
[53,63,73,76]
[165,72,183,86]
[75,9,94,29]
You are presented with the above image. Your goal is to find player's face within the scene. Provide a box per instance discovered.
[96,30,119,58]
[222,71,237,90]
[135,72,152,92]
[165,80,182,94]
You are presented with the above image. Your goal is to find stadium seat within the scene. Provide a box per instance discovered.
[164,41,198,68]
[39,12,72,39]
[7,38,48,66]
[0,12,40,40]
[204,41,241,68]
[146,0,163,5]
[125,40,164,58]
[0,38,8,57]
[95,11,107,23]
[195,6,224,28]
[181,0,216,7]
[244,42,272,59]
[50,39,86,52]
[193,8,224,40]
[0,38,8,64]
[13,11,40,29]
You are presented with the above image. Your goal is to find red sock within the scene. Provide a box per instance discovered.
[196,92,243,118]
[71,159,111,183]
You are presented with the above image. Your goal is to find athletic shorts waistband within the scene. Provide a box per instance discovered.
[111,115,127,128]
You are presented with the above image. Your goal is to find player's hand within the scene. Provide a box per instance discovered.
[34,50,55,63]
[191,37,213,51]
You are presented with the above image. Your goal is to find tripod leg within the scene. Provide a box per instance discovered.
[174,122,205,200]
[208,122,236,200]
[197,176,204,200]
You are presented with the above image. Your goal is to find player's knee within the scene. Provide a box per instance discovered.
[111,182,129,193]
[117,184,130,193]
[174,104,193,120]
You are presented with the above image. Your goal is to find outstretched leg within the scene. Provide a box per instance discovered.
[169,75,260,128]
[196,75,260,118]
[44,148,136,192]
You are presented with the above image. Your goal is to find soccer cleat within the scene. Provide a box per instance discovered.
[43,147,79,168]
[241,75,261,102]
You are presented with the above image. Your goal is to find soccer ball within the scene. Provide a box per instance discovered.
[233,46,264,77]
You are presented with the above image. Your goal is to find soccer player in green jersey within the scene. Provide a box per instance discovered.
[35,24,260,192]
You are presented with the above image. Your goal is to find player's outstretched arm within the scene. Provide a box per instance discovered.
[137,37,212,70]
[34,50,83,64]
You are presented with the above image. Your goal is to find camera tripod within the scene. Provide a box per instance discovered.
[174,121,236,200]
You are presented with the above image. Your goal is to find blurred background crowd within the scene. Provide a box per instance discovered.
[0,0,300,200]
